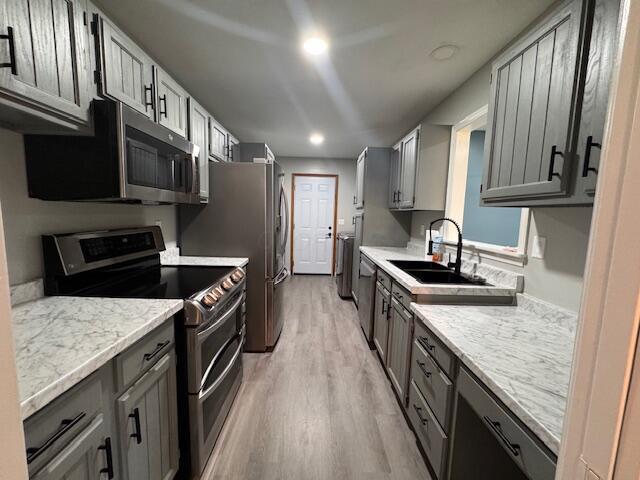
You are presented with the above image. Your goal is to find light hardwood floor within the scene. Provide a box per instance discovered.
[202,275,431,480]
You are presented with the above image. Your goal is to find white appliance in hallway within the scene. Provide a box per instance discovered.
[292,175,337,275]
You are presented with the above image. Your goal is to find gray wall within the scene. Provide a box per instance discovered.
[0,127,178,286]
[410,62,593,311]
[276,156,357,270]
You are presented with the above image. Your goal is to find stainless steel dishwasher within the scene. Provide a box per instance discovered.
[357,254,377,346]
[335,233,355,298]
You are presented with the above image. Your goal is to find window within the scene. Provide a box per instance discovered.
[442,106,529,263]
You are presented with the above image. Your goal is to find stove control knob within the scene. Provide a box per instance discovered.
[202,292,218,306]
[214,286,225,297]
[231,270,244,282]
[222,278,234,290]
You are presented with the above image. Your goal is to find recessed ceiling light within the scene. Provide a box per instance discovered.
[303,36,329,56]
[309,133,324,145]
[430,44,459,61]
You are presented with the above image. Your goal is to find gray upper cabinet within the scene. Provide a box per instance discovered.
[227,133,239,162]
[387,297,412,404]
[0,0,91,126]
[398,128,419,209]
[31,415,111,480]
[355,150,366,209]
[116,351,179,480]
[155,66,189,138]
[209,116,228,162]
[96,14,155,120]
[481,0,582,203]
[574,0,620,199]
[189,98,210,202]
[388,143,402,209]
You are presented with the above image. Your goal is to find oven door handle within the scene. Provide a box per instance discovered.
[199,334,244,401]
[197,292,244,343]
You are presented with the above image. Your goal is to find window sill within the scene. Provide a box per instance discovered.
[443,240,527,267]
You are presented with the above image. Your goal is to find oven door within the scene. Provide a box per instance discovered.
[188,328,244,475]
[186,289,245,393]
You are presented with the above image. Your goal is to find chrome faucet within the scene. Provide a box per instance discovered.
[427,217,463,275]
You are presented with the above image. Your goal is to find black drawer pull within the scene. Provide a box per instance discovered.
[483,416,521,457]
[129,407,142,444]
[26,412,86,464]
[416,360,432,378]
[418,336,435,352]
[381,299,388,315]
[143,340,170,362]
[98,437,115,479]
[413,404,429,426]
[582,135,601,177]
[0,27,18,75]
[547,145,562,181]
[159,94,168,118]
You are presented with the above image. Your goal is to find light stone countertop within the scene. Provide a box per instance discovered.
[360,246,522,299]
[160,247,248,268]
[411,296,577,454]
[12,296,183,420]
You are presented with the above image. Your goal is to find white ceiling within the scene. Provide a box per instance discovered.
[95,0,555,158]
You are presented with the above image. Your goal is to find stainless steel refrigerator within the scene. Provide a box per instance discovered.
[179,147,289,352]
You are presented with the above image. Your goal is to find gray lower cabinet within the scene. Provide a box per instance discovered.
[116,351,179,480]
[0,0,91,126]
[155,66,189,138]
[189,98,210,202]
[351,215,363,303]
[386,296,413,404]
[373,281,391,363]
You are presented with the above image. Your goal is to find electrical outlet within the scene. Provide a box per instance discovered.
[420,224,426,236]
[531,235,546,259]
[338,218,345,226]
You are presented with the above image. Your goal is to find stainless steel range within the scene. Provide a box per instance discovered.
[41,226,246,479]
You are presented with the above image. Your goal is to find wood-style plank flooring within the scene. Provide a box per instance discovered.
[202,275,431,480]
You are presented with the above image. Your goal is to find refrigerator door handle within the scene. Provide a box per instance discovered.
[280,186,289,254]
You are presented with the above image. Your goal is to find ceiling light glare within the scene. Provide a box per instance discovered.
[309,133,324,145]
[303,36,329,56]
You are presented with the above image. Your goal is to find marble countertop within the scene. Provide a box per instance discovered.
[360,246,522,299]
[160,247,248,268]
[12,296,183,420]
[411,295,577,454]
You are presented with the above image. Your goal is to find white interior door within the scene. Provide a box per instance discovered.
[293,176,336,274]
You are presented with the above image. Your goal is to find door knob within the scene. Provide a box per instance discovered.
[326,232,332,238]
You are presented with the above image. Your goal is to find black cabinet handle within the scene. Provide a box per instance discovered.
[381,299,388,315]
[0,27,18,75]
[547,145,562,181]
[416,360,432,378]
[413,404,428,426]
[143,340,170,362]
[129,407,142,444]
[418,336,435,352]
[98,437,115,479]
[26,412,87,464]
[159,94,168,118]
[483,416,521,457]
[144,84,154,112]
[582,135,601,177]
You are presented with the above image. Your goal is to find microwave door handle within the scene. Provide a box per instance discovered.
[187,148,199,195]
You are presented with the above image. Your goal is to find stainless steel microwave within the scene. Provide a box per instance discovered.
[24,100,200,205]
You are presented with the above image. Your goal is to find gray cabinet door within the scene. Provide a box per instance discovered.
[97,15,155,119]
[575,0,620,197]
[189,98,209,202]
[0,0,90,123]
[31,415,110,480]
[387,299,412,404]
[398,129,419,209]
[373,283,390,363]
[116,351,179,480]
[351,215,363,303]
[155,66,188,138]
[227,133,239,162]
[208,117,228,161]
[481,0,582,202]
[388,143,402,209]
[355,150,366,209]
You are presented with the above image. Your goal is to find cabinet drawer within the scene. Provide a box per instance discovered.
[408,380,448,479]
[411,339,453,432]
[115,319,174,391]
[457,367,556,480]
[23,373,103,474]
[414,319,455,378]
[391,282,412,311]
[377,269,392,290]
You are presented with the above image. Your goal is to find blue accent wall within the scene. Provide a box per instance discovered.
[462,130,521,246]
